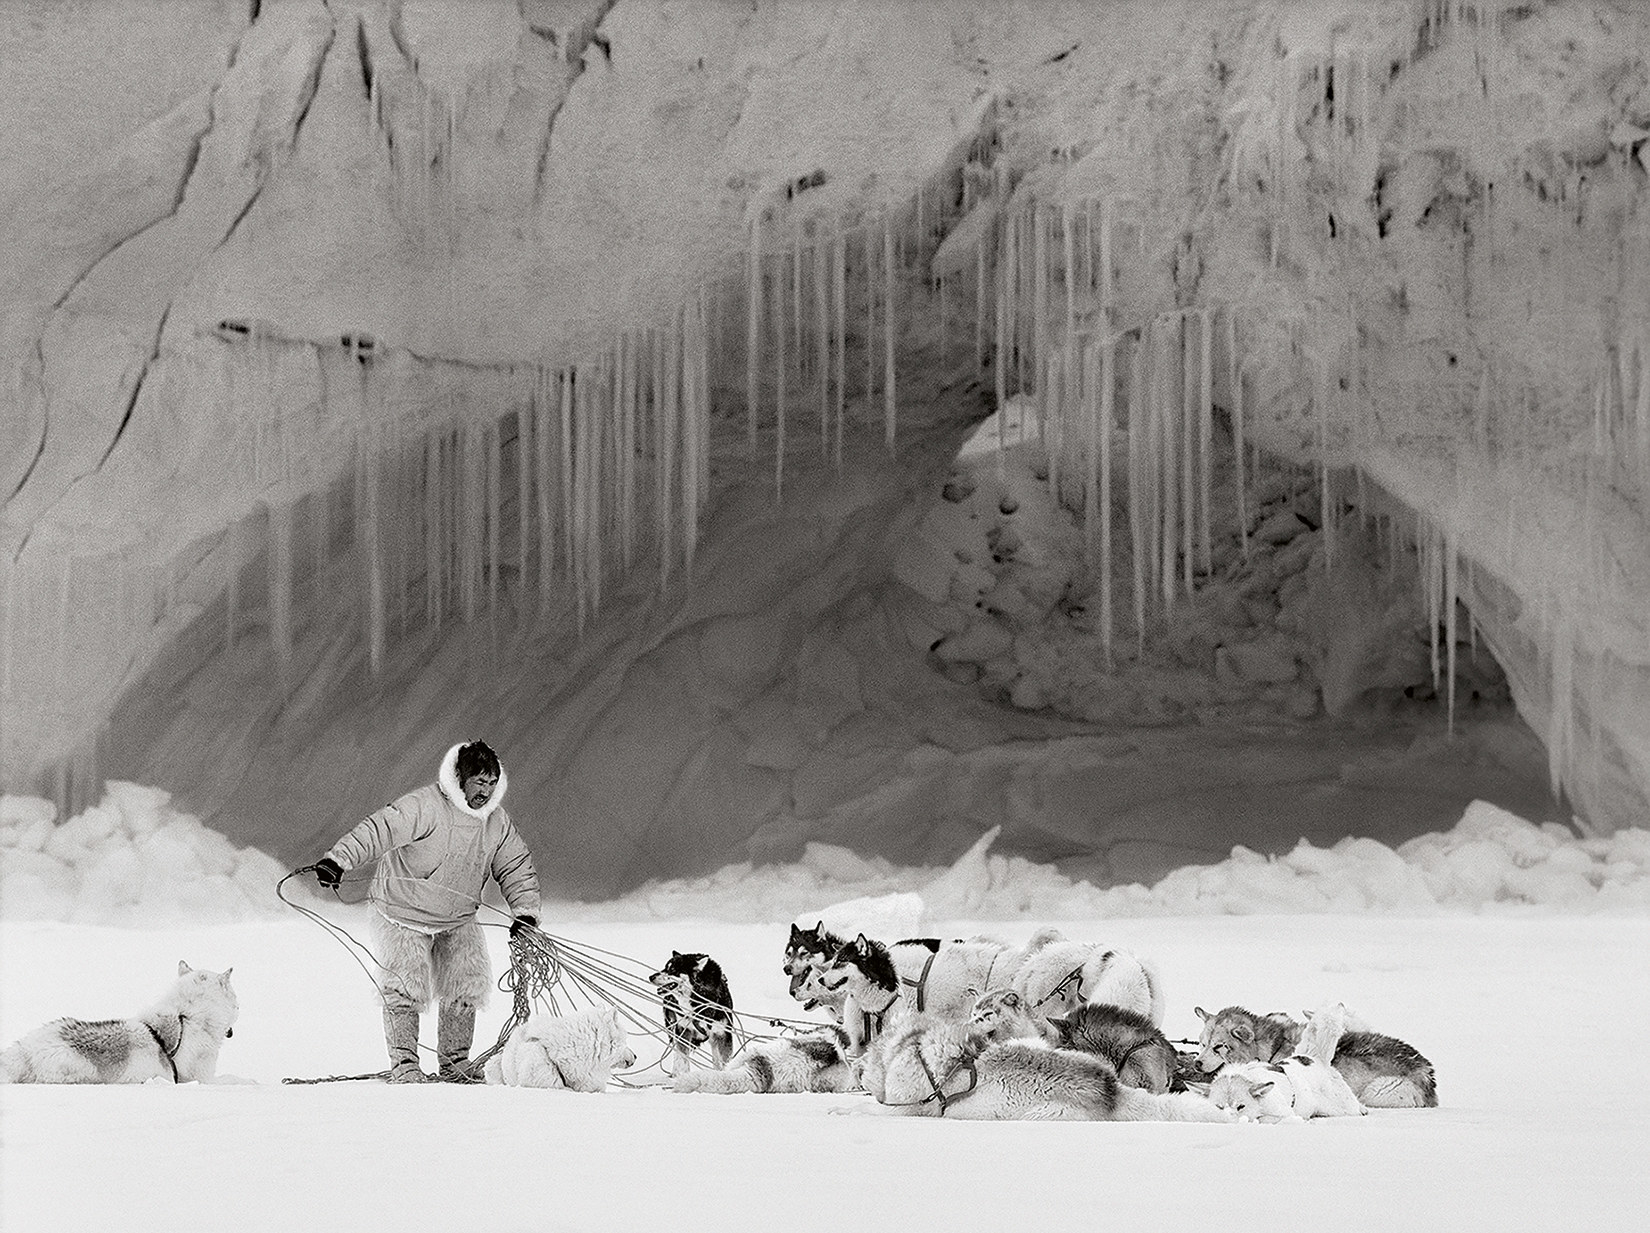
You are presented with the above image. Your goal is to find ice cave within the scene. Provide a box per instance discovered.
[2,0,1647,906]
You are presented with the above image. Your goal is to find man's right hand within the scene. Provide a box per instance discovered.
[313,857,343,889]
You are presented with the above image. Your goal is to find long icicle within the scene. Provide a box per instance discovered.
[815,233,830,461]
[535,366,555,610]
[1180,313,1196,596]
[833,226,846,468]
[746,213,762,457]
[883,212,897,454]
[775,234,788,499]
[1198,307,1214,577]
[558,369,575,593]
[516,384,533,600]
[1099,336,1114,670]
[665,307,682,581]
[1229,310,1248,560]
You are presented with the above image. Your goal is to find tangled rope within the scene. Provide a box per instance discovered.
[278,866,826,1085]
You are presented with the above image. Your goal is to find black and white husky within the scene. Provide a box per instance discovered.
[671,1026,858,1095]
[0,962,238,1085]
[649,951,735,1074]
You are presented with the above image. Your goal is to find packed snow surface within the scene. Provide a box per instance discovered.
[2,787,1648,1230]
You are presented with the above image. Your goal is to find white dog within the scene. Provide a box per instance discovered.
[483,1007,636,1091]
[0,961,238,1085]
[1012,939,1165,1026]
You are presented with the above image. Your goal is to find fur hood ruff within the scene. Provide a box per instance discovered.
[437,742,508,819]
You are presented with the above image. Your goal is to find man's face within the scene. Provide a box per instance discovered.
[461,771,498,810]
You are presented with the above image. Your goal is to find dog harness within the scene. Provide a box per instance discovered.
[1031,964,1086,1012]
[898,951,937,1013]
[146,1017,183,1084]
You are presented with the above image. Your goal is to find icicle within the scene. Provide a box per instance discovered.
[535,368,555,607]
[1547,612,1573,800]
[1158,319,1178,611]
[883,212,897,453]
[665,307,682,580]
[746,214,762,457]
[1098,338,1115,670]
[1198,308,1213,577]
[621,332,638,571]
[1034,202,1050,459]
[367,426,388,671]
[792,228,804,384]
[1179,314,1196,596]
[516,390,533,597]
[865,225,877,407]
[833,227,847,468]
[994,210,1008,437]
[1445,532,1458,735]
[424,432,443,628]
[1229,310,1249,559]
[486,421,502,620]
[975,220,987,375]
[558,369,575,590]
[1063,202,1077,443]
[267,499,293,675]
[775,241,788,499]
[814,235,830,460]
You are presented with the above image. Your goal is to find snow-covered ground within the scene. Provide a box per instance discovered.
[3,790,1648,1232]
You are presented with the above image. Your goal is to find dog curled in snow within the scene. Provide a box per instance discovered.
[670,1026,859,1095]
[649,951,735,1074]
[1012,939,1165,1026]
[967,989,1053,1046]
[1047,1003,1179,1094]
[860,1013,1232,1122]
[0,961,238,1085]
[1195,1003,1437,1108]
[1210,1056,1366,1122]
[483,1006,636,1091]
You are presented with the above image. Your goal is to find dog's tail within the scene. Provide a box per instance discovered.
[1110,1085,1234,1123]
[671,1063,764,1094]
[0,1043,30,1084]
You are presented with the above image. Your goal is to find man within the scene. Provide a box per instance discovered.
[311,740,540,1083]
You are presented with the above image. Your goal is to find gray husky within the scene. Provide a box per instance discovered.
[1048,1002,1179,1094]
[861,1013,1232,1122]
[0,962,238,1084]
[1195,1003,1437,1107]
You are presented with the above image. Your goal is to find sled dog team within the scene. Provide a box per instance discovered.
[0,921,1437,1122]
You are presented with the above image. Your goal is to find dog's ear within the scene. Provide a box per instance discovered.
[1194,1006,1210,1022]
[178,960,192,976]
[1046,1013,1072,1037]
[693,956,710,973]
[814,921,825,934]
[789,923,802,940]
[1231,1023,1256,1044]
[1001,991,1021,1008]
[220,968,233,982]
[1248,1080,1275,1099]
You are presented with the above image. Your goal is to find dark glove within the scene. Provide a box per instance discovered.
[312,857,343,889]
[510,915,539,938]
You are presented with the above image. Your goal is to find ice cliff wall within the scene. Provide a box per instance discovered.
[1,1,1646,893]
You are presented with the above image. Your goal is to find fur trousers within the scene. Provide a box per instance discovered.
[370,913,491,1013]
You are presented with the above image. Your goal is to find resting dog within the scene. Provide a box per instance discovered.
[1013,939,1164,1026]
[1195,1002,1437,1107]
[861,1013,1232,1122]
[649,951,735,1073]
[483,1006,636,1091]
[1047,1003,1179,1094]
[671,1027,859,1095]
[0,961,238,1085]
[786,922,1063,1024]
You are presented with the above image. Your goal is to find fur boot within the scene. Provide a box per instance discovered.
[383,1004,426,1083]
[437,1000,480,1083]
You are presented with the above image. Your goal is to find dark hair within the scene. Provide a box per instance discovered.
[455,741,501,783]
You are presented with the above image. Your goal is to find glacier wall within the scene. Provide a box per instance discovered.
[1,1,1646,891]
